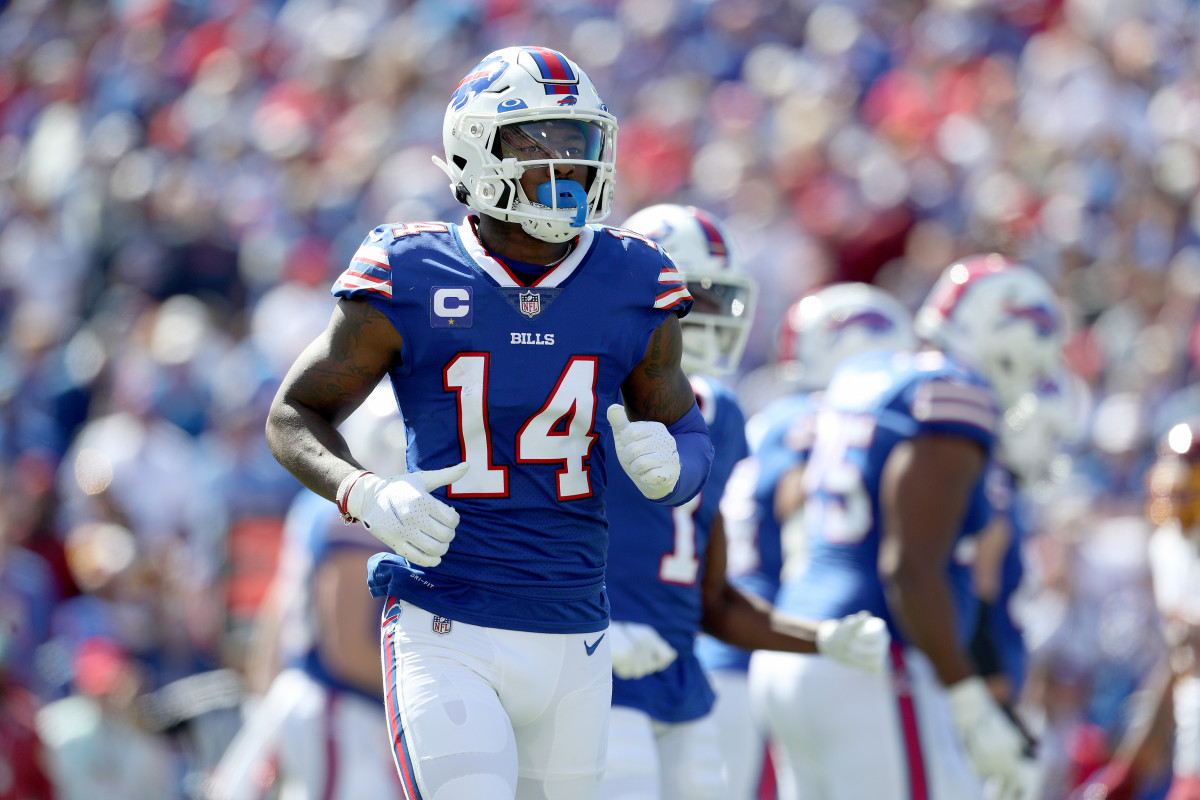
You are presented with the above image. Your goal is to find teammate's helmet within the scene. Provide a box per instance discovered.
[433,46,618,244]
[915,253,1063,410]
[999,369,1080,483]
[777,282,917,391]
[621,204,757,376]
[1146,419,1200,530]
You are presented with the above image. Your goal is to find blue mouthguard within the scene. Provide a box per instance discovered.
[536,179,587,227]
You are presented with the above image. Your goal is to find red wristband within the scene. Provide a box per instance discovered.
[336,470,372,524]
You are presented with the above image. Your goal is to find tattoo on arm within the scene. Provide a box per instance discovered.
[623,316,696,425]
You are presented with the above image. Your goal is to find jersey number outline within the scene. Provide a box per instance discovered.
[443,353,599,500]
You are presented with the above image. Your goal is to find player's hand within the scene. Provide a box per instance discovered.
[815,610,890,673]
[948,676,1039,795]
[345,463,469,568]
[606,404,680,500]
[608,621,678,680]
[984,757,1044,800]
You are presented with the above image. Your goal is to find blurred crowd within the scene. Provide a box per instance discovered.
[3,0,1200,796]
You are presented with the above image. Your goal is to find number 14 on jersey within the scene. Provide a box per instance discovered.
[443,353,601,501]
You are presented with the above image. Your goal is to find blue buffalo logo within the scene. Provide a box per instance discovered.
[450,54,509,111]
[556,95,578,106]
[831,311,896,337]
[1002,302,1058,337]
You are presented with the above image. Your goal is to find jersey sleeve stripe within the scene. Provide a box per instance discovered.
[351,245,390,269]
[658,267,684,284]
[912,378,998,431]
[922,383,994,405]
[655,286,693,309]
[334,270,393,298]
[912,399,997,432]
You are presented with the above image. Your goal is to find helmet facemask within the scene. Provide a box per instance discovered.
[680,274,757,375]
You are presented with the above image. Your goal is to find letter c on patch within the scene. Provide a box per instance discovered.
[431,286,473,328]
[434,288,470,317]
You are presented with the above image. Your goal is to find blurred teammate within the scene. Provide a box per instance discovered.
[600,205,890,800]
[265,47,714,800]
[971,370,1081,709]
[208,389,406,800]
[695,282,917,800]
[752,254,1063,800]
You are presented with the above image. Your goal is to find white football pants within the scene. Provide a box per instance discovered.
[380,597,613,800]
[749,645,984,800]
[601,705,724,800]
[208,668,404,800]
[704,669,766,800]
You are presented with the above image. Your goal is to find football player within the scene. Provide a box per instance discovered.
[209,389,406,800]
[751,254,1063,800]
[600,206,891,800]
[695,281,918,800]
[265,47,715,800]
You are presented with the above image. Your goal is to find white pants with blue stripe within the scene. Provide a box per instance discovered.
[380,597,613,800]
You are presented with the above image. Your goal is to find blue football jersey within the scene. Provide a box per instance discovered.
[336,217,693,635]
[774,350,998,647]
[606,375,749,722]
[695,391,818,674]
[981,465,1029,693]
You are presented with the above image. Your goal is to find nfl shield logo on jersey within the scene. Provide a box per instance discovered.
[432,616,452,635]
[519,290,541,319]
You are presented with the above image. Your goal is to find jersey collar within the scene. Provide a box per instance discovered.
[459,215,593,288]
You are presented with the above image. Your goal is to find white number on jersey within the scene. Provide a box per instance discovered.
[660,494,703,585]
[444,353,599,500]
[803,411,877,544]
[517,357,599,500]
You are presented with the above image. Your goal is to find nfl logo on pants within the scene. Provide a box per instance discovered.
[432,616,452,635]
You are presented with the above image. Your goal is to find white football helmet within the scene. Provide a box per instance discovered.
[915,254,1063,411]
[999,368,1083,483]
[621,204,757,376]
[433,46,618,243]
[778,282,917,391]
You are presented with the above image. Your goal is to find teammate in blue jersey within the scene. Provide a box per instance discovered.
[211,389,407,800]
[599,206,891,800]
[751,254,1064,800]
[265,47,716,800]
[694,282,918,800]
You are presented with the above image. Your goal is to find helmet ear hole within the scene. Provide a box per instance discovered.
[453,156,468,170]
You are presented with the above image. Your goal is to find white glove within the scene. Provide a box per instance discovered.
[816,610,890,673]
[606,404,680,500]
[608,621,678,680]
[948,676,1038,794]
[343,463,469,568]
[983,759,1044,800]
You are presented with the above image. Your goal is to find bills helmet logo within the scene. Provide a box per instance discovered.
[556,95,578,106]
[1001,302,1058,337]
[519,290,542,319]
[450,54,509,111]
[831,310,897,338]
[432,616,452,635]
